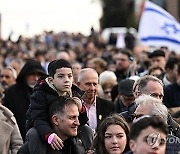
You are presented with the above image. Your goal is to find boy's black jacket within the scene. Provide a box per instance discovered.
[26,76,88,140]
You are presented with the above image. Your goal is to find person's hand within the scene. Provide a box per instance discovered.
[72,96,82,112]
[86,149,95,154]
[50,134,64,150]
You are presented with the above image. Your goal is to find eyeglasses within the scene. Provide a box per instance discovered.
[130,113,144,120]
[149,93,164,100]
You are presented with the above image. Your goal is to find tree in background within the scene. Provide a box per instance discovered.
[99,0,137,30]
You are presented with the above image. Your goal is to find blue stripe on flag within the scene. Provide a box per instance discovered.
[141,36,180,44]
[145,8,176,22]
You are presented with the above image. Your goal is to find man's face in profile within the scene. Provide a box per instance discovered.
[57,104,80,139]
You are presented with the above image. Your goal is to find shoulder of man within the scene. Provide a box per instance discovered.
[96,97,113,105]
[167,114,180,138]
[96,97,115,114]
[71,125,94,153]
[166,134,180,154]
[77,125,94,150]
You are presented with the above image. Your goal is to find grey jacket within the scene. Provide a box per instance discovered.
[0,105,23,154]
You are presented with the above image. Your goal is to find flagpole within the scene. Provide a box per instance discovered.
[166,0,178,20]
[0,13,1,39]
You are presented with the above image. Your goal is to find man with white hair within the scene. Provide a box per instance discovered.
[99,71,117,85]
[77,68,115,131]
[121,75,164,123]
[99,71,117,101]
[133,95,168,123]
[120,75,180,138]
[133,95,180,154]
[0,66,17,90]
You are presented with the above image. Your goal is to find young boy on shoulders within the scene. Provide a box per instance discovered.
[26,59,87,152]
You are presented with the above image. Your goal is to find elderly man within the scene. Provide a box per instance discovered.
[133,95,168,126]
[132,95,180,154]
[77,68,115,131]
[121,75,180,138]
[121,75,164,122]
[133,75,164,101]
[0,66,17,90]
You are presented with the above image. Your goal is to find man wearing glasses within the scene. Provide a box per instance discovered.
[133,75,164,101]
[121,75,180,138]
[132,95,180,154]
[121,75,164,122]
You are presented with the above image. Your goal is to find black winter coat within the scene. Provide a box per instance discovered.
[3,59,46,141]
[26,76,88,140]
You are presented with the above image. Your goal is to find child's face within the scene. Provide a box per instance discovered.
[52,67,73,95]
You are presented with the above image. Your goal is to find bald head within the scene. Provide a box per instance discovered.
[78,68,98,82]
[77,68,99,102]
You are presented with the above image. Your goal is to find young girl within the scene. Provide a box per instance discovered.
[88,113,130,154]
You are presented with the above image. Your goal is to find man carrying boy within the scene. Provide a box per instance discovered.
[19,96,93,154]
[26,59,88,153]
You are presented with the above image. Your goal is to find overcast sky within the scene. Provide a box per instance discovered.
[0,0,102,40]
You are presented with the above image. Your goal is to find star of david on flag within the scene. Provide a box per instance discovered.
[138,1,180,53]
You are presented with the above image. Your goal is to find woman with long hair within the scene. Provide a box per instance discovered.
[88,113,130,154]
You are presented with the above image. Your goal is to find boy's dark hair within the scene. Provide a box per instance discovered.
[130,116,168,141]
[48,59,72,77]
[49,96,78,118]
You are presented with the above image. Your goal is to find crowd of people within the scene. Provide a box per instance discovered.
[0,29,179,154]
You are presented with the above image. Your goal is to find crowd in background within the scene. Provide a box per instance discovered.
[0,28,180,154]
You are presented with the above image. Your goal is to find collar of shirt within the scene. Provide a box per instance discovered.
[82,98,96,108]
[82,98,97,130]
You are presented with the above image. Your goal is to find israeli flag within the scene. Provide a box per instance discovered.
[138,1,180,53]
